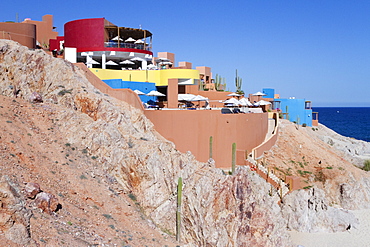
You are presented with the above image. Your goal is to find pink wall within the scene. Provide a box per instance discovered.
[64,18,105,52]
[144,110,268,168]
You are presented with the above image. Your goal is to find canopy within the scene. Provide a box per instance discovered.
[254,100,271,106]
[105,60,118,66]
[159,61,173,65]
[147,64,157,69]
[147,90,166,96]
[239,97,253,106]
[131,57,145,61]
[224,98,241,105]
[133,89,145,95]
[120,60,135,65]
[253,91,267,96]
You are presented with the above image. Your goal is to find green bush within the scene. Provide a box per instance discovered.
[363,160,370,171]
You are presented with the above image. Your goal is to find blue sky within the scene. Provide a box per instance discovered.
[2,0,370,106]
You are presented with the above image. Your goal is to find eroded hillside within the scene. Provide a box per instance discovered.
[0,40,293,246]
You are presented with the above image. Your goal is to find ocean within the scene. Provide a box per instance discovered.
[312,107,370,142]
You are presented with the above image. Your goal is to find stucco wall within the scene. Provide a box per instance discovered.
[0,22,36,48]
[144,110,268,168]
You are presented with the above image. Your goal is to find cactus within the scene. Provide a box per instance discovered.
[235,69,243,95]
[209,136,213,159]
[199,79,204,91]
[285,105,289,120]
[215,74,225,91]
[176,177,183,242]
[232,143,236,174]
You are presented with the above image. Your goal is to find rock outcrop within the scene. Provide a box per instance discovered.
[282,186,359,233]
[0,176,32,245]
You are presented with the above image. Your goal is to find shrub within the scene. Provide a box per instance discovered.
[363,160,370,171]
[302,123,307,127]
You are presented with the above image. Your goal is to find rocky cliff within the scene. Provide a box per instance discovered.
[0,40,295,245]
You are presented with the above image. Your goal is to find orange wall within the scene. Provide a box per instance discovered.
[0,22,36,48]
[144,110,268,168]
[23,15,58,47]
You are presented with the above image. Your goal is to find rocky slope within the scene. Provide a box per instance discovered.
[0,40,295,246]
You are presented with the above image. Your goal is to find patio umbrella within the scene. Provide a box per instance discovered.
[120,60,135,65]
[155,57,171,63]
[224,98,241,105]
[147,64,157,69]
[112,36,123,41]
[227,92,241,97]
[147,90,166,96]
[191,95,208,101]
[239,97,253,106]
[133,89,145,95]
[253,91,267,96]
[159,61,173,65]
[125,37,136,42]
[134,39,144,44]
[131,57,145,61]
[254,100,271,106]
[86,59,100,65]
[178,94,196,101]
[105,60,118,66]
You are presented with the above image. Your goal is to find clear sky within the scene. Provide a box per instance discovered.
[2,0,370,106]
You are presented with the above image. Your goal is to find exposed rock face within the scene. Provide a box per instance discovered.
[0,40,293,246]
[24,182,40,199]
[34,192,59,214]
[0,176,32,245]
[282,187,359,233]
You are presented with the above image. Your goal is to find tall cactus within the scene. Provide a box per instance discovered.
[176,177,183,242]
[232,143,236,174]
[215,74,225,91]
[209,136,213,159]
[235,69,243,95]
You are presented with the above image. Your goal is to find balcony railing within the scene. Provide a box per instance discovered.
[104,42,151,51]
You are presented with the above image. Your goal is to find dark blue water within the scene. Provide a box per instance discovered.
[312,107,370,142]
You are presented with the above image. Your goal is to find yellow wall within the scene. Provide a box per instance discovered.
[90,68,199,86]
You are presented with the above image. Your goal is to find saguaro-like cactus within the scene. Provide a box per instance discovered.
[209,136,213,159]
[176,177,183,242]
[235,69,243,94]
[232,143,236,174]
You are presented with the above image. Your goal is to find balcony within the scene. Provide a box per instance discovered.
[104,42,151,51]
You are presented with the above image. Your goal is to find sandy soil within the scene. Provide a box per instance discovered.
[290,209,370,247]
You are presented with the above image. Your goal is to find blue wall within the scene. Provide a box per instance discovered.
[103,79,157,103]
[263,88,275,98]
[277,98,312,127]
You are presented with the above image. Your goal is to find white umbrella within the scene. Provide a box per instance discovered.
[254,100,271,106]
[159,61,173,65]
[227,92,241,97]
[224,98,241,105]
[147,90,166,96]
[105,60,118,66]
[131,57,145,61]
[191,95,208,101]
[125,37,136,42]
[178,94,196,101]
[253,91,267,96]
[155,57,171,62]
[239,98,253,106]
[120,60,135,65]
[134,39,144,44]
[134,89,145,95]
[112,36,123,41]
[147,64,157,69]
[86,59,100,65]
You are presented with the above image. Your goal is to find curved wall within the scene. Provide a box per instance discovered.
[0,23,36,48]
[64,18,105,51]
[144,110,268,168]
